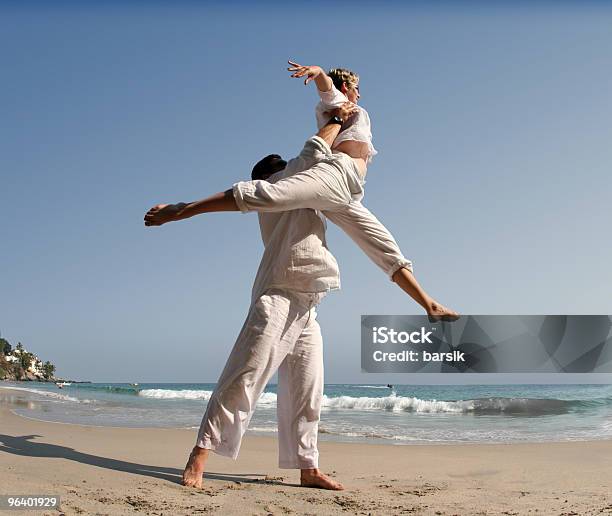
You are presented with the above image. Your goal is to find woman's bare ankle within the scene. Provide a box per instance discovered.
[426,300,459,320]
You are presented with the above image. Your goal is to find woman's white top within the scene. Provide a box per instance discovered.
[315,84,378,163]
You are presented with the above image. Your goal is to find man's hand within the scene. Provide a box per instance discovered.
[144,203,186,227]
[287,60,324,85]
[331,101,358,121]
[316,101,358,147]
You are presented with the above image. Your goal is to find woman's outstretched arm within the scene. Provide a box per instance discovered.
[287,60,332,92]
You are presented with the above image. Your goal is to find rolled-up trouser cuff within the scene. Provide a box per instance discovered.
[388,258,413,279]
[232,182,250,213]
[278,459,319,470]
[196,436,239,460]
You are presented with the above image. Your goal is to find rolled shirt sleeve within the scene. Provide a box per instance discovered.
[317,84,348,108]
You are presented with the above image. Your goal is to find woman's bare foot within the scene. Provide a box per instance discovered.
[182,446,209,488]
[300,468,345,490]
[427,300,460,322]
[144,203,185,227]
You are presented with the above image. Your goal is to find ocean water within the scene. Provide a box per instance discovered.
[2,382,612,445]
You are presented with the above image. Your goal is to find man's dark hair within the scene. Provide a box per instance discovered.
[251,154,287,180]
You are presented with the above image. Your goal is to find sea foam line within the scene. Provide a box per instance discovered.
[321,394,471,413]
[137,389,574,414]
[138,389,278,405]
[0,385,93,403]
[137,389,474,412]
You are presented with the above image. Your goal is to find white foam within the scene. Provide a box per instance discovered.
[321,393,473,413]
[137,389,279,405]
[0,385,91,403]
[138,389,215,400]
[247,426,277,433]
[255,392,277,405]
[139,388,476,413]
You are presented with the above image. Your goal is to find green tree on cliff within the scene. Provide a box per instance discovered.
[18,349,33,372]
[0,338,11,355]
[42,361,56,380]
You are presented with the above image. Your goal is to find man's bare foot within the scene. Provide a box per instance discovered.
[427,300,460,322]
[300,468,345,490]
[182,446,209,488]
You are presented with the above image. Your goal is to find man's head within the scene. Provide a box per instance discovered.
[251,154,287,181]
[328,67,360,103]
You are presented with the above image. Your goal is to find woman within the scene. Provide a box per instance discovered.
[287,60,374,181]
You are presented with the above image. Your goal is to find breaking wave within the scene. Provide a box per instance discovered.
[135,388,599,415]
[138,389,278,406]
[320,394,573,415]
[138,389,215,400]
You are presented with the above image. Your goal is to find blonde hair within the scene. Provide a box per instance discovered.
[328,68,359,91]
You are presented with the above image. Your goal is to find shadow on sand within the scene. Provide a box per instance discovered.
[0,433,294,487]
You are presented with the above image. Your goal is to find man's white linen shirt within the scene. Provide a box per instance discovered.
[250,138,341,302]
[241,137,412,303]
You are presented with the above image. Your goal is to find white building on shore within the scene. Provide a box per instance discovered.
[6,346,46,378]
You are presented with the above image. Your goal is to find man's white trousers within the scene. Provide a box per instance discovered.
[196,288,325,469]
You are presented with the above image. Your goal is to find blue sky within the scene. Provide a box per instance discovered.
[1,1,611,383]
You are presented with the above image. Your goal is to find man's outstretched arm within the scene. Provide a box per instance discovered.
[144,104,356,227]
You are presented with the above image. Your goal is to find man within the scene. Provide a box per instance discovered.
[145,105,457,491]
[166,104,356,491]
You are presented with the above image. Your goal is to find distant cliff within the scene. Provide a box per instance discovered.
[0,336,56,382]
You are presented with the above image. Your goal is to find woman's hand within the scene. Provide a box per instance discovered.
[144,203,185,226]
[287,60,324,85]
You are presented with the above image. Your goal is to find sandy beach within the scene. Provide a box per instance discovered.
[1,389,611,515]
